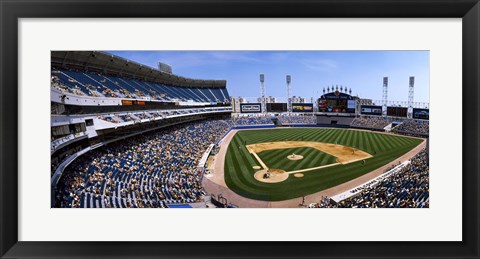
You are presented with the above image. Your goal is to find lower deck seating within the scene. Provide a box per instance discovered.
[55,118,233,208]
[315,149,429,208]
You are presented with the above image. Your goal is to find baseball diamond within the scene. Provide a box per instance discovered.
[222,128,423,201]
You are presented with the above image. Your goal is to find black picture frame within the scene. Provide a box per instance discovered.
[1,0,479,258]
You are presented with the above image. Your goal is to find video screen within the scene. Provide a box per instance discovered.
[318,94,355,113]
[413,108,429,120]
[361,105,383,115]
[292,103,313,113]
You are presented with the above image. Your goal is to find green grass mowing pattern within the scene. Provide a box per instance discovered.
[224,128,423,201]
[256,147,337,172]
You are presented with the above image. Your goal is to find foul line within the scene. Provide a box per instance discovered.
[245,146,268,170]
[287,162,340,174]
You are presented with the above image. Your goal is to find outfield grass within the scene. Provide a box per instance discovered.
[224,128,423,201]
[257,147,337,172]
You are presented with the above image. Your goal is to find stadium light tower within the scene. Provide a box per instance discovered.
[382,77,388,117]
[260,74,266,114]
[408,76,415,119]
[286,75,291,113]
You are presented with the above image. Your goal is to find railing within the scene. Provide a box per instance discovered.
[197,144,215,168]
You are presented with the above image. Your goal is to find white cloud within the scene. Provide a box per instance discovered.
[301,59,338,71]
[159,51,263,68]
[160,51,293,69]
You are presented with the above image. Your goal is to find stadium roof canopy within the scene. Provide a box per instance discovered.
[51,51,227,88]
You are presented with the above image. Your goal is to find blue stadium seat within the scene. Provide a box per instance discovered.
[52,68,231,103]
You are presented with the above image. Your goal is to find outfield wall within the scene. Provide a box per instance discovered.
[281,124,318,127]
[232,125,275,130]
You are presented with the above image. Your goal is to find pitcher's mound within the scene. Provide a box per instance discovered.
[287,154,304,160]
[252,166,261,170]
[254,169,289,183]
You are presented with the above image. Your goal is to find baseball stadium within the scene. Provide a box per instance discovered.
[51,51,429,208]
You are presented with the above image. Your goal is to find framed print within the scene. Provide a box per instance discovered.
[1,0,479,258]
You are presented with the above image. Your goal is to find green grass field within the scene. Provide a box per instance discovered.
[224,128,423,201]
[257,147,337,172]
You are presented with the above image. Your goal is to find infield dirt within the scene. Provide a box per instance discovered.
[246,141,372,164]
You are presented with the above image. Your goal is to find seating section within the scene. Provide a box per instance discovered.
[277,114,316,124]
[350,116,429,136]
[96,108,230,124]
[350,116,394,129]
[314,149,429,208]
[55,118,233,208]
[233,116,274,125]
[392,120,429,135]
[51,68,230,103]
[99,111,153,124]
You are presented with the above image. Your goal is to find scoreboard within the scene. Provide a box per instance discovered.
[387,107,408,117]
[240,103,262,113]
[267,103,287,112]
[318,92,356,113]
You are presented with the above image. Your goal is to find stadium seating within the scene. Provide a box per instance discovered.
[233,116,274,125]
[314,149,429,208]
[350,116,394,129]
[52,68,230,103]
[350,116,429,136]
[95,108,231,124]
[392,119,429,135]
[55,118,233,208]
[277,114,316,124]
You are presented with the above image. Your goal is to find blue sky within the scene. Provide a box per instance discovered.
[107,51,429,103]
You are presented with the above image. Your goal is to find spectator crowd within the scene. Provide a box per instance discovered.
[233,116,273,125]
[310,149,429,208]
[392,119,429,135]
[55,118,233,208]
[278,114,316,124]
[351,116,394,129]
[97,109,231,124]
[351,116,429,136]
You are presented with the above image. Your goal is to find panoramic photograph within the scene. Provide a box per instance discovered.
[51,50,429,208]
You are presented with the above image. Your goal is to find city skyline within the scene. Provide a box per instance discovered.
[106,50,429,104]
